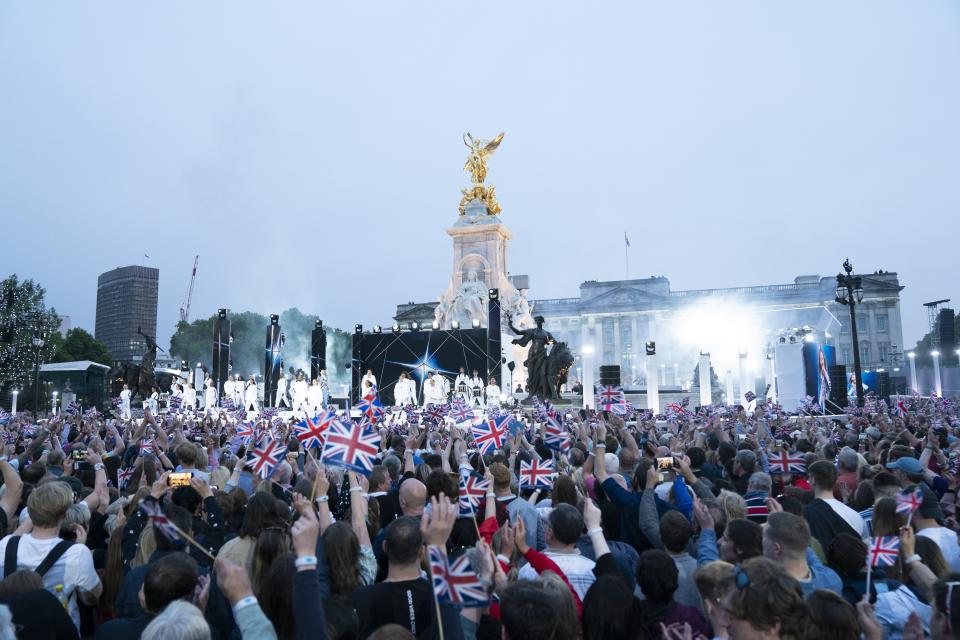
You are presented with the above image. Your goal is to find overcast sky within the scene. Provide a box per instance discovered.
[1,2,958,350]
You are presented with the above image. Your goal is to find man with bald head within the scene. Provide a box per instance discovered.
[398,479,427,517]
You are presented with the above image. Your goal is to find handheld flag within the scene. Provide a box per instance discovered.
[140,499,182,542]
[595,385,625,412]
[895,487,923,516]
[768,451,807,475]
[354,394,384,423]
[246,438,288,479]
[428,545,490,608]
[471,415,510,455]
[519,458,554,489]
[321,418,380,475]
[458,465,490,515]
[867,536,900,567]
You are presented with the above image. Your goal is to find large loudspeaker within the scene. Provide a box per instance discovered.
[487,293,502,388]
[940,309,957,365]
[311,323,327,381]
[877,371,891,400]
[599,365,621,386]
[211,314,231,398]
[828,364,847,410]
[264,321,283,407]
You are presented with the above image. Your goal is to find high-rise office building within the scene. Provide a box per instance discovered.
[95,265,159,364]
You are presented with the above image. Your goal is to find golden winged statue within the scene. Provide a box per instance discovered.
[459,131,504,216]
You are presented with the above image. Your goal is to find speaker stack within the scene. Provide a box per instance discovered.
[877,371,891,401]
[599,365,621,387]
[827,364,847,411]
[940,309,957,366]
[311,321,327,381]
[211,310,231,398]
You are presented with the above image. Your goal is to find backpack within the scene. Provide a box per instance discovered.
[3,535,74,579]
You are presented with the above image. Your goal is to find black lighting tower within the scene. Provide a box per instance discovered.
[212,309,231,398]
[835,259,865,407]
[311,320,327,381]
[264,315,283,407]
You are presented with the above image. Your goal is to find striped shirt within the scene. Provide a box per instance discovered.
[859,507,873,536]
[744,491,770,523]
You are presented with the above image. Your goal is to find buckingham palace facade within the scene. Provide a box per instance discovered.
[396,271,905,389]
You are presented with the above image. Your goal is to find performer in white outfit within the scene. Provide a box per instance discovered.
[231,374,244,409]
[318,370,330,406]
[362,370,377,394]
[440,374,450,402]
[183,382,197,411]
[275,373,290,409]
[469,371,485,408]
[423,372,446,405]
[144,387,159,415]
[291,372,309,414]
[454,368,470,401]
[307,378,324,416]
[394,372,414,406]
[485,377,502,408]
[223,377,235,406]
[244,375,259,413]
[119,384,132,420]
[203,380,218,417]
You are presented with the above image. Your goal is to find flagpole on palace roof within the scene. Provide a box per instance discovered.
[624,231,630,279]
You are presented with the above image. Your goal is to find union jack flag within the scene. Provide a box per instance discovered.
[117,466,134,489]
[235,421,254,439]
[595,385,625,411]
[666,401,687,415]
[744,390,756,403]
[458,465,490,515]
[168,396,183,411]
[471,415,510,455]
[65,401,81,416]
[519,458,554,488]
[424,403,449,423]
[294,410,334,449]
[767,451,806,475]
[139,438,156,457]
[449,401,474,424]
[0,431,15,445]
[220,397,236,411]
[867,536,900,567]
[110,396,122,409]
[83,406,99,419]
[321,418,380,475]
[354,394,384,423]
[543,416,571,453]
[140,499,182,542]
[895,398,910,417]
[246,437,288,479]
[0,409,10,426]
[428,545,489,608]
[895,487,923,516]
[261,407,279,421]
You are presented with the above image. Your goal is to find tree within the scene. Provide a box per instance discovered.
[51,328,113,366]
[0,274,59,393]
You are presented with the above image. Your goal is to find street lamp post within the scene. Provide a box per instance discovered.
[834,259,866,407]
[932,350,943,397]
[907,352,918,394]
[31,329,46,413]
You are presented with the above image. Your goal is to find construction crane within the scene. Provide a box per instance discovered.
[179,255,199,323]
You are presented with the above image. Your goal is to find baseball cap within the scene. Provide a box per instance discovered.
[886,456,923,475]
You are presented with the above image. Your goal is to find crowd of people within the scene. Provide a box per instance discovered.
[0,388,958,640]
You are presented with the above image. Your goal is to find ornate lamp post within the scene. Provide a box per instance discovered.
[31,328,46,413]
[835,259,865,407]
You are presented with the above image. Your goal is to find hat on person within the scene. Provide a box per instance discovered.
[917,483,945,522]
[885,456,923,475]
[604,453,620,474]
